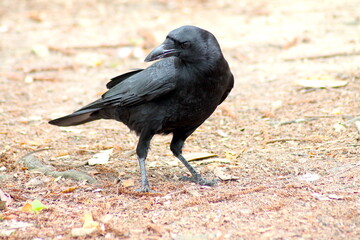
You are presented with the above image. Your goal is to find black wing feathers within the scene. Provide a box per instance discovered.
[106,69,143,89]
[101,63,176,107]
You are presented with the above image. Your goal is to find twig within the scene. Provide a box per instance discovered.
[344,116,360,124]
[284,51,360,61]
[271,117,319,126]
[328,162,360,177]
[342,116,360,127]
[66,42,129,49]
[18,65,78,74]
[348,144,360,147]
[304,115,341,119]
[266,138,302,144]
[48,46,76,55]
[49,42,130,55]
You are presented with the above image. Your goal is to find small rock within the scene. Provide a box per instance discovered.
[71,227,96,237]
[298,173,320,182]
[328,194,344,200]
[239,208,252,215]
[312,193,330,201]
[187,190,201,197]
[25,178,45,188]
[32,44,49,57]
[333,123,346,132]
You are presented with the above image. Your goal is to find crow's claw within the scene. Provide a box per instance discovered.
[179,175,218,186]
[134,186,157,193]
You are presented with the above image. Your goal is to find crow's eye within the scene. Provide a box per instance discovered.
[180,41,191,49]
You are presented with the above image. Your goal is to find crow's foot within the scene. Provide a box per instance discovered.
[179,175,218,186]
[134,186,157,193]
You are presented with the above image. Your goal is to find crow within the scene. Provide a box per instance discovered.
[49,25,234,192]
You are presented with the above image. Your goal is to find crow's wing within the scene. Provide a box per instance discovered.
[106,69,143,89]
[83,61,177,110]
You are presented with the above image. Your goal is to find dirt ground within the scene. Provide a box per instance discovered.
[1,0,359,239]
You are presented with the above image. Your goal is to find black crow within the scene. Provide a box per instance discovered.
[49,25,234,192]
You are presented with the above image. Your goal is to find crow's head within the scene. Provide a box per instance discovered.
[145,25,222,63]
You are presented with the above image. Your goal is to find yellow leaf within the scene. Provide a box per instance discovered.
[21,202,33,212]
[31,199,47,214]
[82,212,99,229]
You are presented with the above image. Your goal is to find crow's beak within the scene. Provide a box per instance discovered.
[144,42,179,62]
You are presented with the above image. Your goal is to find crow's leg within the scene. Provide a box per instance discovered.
[170,129,217,186]
[135,130,154,192]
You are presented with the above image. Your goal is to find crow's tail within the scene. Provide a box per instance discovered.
[49,110,101,126]
[49,98,107,126]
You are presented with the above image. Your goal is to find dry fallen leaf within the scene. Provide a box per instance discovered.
[295,76,348,88]
[82,212,99,229]
[213,167,239,181]
[0,201,6,210]
[183,152,217,162]
[121,179,135,188]
[216,129,228,138]
[282,37,299,49]
[147,224,163,236]
[0,189,13,209]
[61,186,78,193]
[28,11,45,22]
[31,44,49,57]
[21,203,33,212]
[88,149,113,165]
[70,212,101,237]
[19,140,43,146]
[71,227,97,237]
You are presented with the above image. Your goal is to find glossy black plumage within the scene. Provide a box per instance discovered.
[49,25,234,192]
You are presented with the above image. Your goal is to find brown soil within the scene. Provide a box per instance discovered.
[0,0,359,239]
